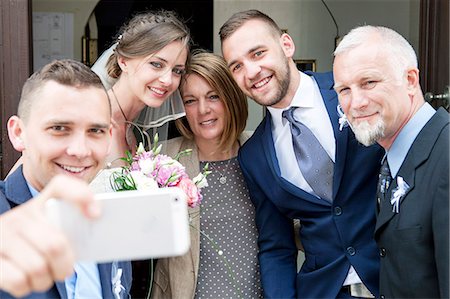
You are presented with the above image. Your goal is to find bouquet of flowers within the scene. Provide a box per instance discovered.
[110,134,210,208]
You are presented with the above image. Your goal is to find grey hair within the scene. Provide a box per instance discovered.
[334,25,417,78]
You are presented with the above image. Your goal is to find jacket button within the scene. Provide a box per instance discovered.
[334,206,342,216]
[346,246,356,256]
[380,248,386,257]
[380,295,385,299]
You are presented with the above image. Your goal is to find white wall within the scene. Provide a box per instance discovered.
[214,0,420,130]
[32,0,99,61]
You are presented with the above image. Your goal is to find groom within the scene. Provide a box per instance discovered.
[0,59,132,299]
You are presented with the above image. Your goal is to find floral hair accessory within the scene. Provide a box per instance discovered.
[390,176,409,213]
[110,133,211,208]
[337,104,349,131]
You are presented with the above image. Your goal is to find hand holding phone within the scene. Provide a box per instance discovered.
[46,188,190,263]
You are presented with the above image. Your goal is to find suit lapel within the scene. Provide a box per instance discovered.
[55,281,68,299]
[314,75,348,200]
[375,174,408,231]
[261,112,280,177]
[98,263,113,298]
[5,165,33,206]
[261,109,330,206]
[375,109,449,232]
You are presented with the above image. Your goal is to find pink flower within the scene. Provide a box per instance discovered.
[177,178,201,208]
[157,166,181,187]
[153,154,187,187]
[130,161,140,171]
[111,136,209,210]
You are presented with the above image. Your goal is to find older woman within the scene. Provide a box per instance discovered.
[151,51,263,299]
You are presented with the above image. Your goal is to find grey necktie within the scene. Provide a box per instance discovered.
[283,107,334,201]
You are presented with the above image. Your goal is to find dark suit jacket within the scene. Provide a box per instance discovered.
[0,166,133,299]
[375,108,449,298]
[238,71,384,298]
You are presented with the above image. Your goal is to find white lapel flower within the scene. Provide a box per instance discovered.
[112,266,125,299]
[337,104,349,131]
[390,176,410,213]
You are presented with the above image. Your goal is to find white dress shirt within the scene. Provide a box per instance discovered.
[267,71,335,196]
[387,102,435,177]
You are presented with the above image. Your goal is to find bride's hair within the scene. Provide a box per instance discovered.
[105,9,191,79]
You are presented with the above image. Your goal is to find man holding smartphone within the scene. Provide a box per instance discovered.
[0,175,101,297]
[0,59,132,299]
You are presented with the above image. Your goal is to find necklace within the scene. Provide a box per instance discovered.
[209,158,234,184]
[111,87,135,150]
[111,87,128,122]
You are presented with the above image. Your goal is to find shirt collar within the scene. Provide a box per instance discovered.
[387,102,435,177]
[27,181,39,197]
[267,71,315,126]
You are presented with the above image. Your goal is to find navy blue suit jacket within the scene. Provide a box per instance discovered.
[0,166,133,299]
[238,72,384,298]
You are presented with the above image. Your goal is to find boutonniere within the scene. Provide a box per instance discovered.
[337,104,349,131]
[390,176,410,213]
[112,266,125,299]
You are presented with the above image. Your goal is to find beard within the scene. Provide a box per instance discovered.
[350,118,385,146]
[252,57,291,107]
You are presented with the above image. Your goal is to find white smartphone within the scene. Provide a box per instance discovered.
[45,188,190,263]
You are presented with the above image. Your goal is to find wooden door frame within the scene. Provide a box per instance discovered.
[0,0,32,178]
[419,0,449,99]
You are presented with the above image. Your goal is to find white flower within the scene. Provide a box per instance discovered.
[390,176,409,213]
[138,158,154,175]
[337,104,349,131]
[129,171,158,190]
[193,172,209,188]
[112,267,124,299]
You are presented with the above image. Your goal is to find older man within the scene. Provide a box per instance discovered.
[333,25,449,298]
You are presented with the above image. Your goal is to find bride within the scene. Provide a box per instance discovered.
[90,10,191,191]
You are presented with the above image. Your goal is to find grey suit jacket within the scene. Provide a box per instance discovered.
[151,133,251,299]
[375,108,449,298]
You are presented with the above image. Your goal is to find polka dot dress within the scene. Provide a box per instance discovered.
[194,157,263,299]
